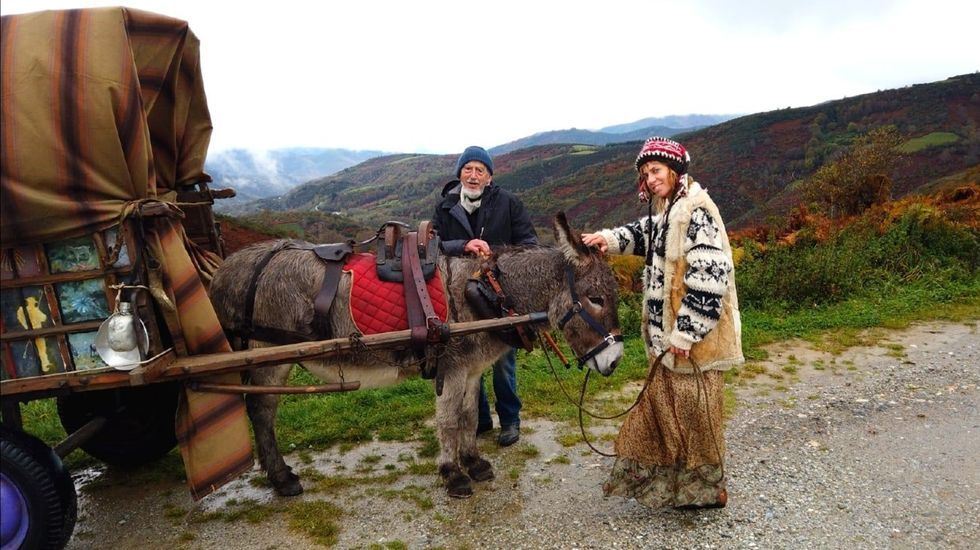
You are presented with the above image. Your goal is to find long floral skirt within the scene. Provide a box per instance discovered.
[603,362,727,508]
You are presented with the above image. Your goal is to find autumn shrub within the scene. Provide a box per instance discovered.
[736,232,871,307]
[802,125,904,217]
[608,255,644,293]
[736,200,978,310]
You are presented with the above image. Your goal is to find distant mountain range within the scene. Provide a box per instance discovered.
[206,147,385,210]
[488,114,737,155]
[207,115,736,210]
[221,74,979,236]
[598,114,739,134]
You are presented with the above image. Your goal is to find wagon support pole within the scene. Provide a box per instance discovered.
[188,381,360,394]
[1,313,549,399]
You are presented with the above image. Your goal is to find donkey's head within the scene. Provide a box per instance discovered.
[550,212,623,376]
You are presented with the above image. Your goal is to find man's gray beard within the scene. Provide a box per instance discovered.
[460,185,484,214]
[460,186,484,201]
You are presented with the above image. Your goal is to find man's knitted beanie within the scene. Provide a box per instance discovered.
[455,146,494,178]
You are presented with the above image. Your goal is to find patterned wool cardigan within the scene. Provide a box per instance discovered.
[597,178,744,373]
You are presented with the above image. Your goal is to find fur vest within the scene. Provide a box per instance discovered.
[599,179,743,373]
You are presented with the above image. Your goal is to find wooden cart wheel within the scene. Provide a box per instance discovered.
[0,426,77,550]
[57,383,179,467]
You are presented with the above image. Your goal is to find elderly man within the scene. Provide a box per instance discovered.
[432,145,538,446]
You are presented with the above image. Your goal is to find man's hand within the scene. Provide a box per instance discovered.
[581,233,608,253]
[464,239,491,256]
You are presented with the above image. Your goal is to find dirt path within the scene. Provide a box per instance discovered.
[66,320,979,549]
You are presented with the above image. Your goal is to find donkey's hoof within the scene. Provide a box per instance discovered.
[446,475,473,498]
[440,463,473,498]
[271,469,303,496]
[273,479,304,496]
[462,456,494,482]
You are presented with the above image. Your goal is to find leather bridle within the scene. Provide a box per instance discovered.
[556,266,624,368]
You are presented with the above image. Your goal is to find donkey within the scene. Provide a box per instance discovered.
[208,213,623,498]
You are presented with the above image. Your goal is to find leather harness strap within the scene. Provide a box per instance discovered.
[237,241,291,349]
[312,243,354,331]
[402,227,449,394]
[482,268,536,352]
[233,240,353,350]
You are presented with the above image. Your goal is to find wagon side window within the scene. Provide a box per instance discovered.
[1,223,145,378]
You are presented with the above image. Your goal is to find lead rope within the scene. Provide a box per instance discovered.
[542,331,726,479]
[689,354,727,484]
[538,335,664,456]
[574,353,664,457]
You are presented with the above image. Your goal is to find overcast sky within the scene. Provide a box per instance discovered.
[2,1,977,154]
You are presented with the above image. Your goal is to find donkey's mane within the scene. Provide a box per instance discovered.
[450,245,567,280]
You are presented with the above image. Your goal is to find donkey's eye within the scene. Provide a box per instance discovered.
[589,297,605,307]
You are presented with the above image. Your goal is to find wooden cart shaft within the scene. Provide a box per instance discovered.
[0,313,548,401]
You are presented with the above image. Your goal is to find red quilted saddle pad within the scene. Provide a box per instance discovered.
[344,253,448,335]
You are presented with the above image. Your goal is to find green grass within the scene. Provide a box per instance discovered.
[896,132,960,154]
[515,337,649,423]
[375,484,434,510]
[273,371,435,451]
[191,498,281,524]
[287,500,342,546]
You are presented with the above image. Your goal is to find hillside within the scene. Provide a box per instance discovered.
[488,125,689,156]
[227,73,980,233]
[488,115,738,156]
[207,147,385,210]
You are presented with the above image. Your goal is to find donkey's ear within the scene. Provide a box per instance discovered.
[553,212,592,266]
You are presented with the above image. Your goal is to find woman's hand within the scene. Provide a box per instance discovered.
[581,233,608,253]
[669,345,690,358]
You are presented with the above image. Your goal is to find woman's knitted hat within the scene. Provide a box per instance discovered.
[455,145,494,178]
[635,136,690,175]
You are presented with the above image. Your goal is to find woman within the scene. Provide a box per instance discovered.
[582,136,743,509]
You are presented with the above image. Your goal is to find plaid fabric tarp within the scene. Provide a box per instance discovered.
[146,218,253,500]
[1,7,252,500]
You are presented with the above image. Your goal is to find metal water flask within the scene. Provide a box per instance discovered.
[107,302,139,352]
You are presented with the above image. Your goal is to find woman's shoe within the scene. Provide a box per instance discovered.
[674,488,728,510]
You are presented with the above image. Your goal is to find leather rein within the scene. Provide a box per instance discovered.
[477,262,623,368]
[480,260,634,457]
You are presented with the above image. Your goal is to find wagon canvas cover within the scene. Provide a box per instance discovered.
[1,7,252,499]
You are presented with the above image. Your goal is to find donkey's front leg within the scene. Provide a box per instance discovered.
[245,363,303,496]
[459,365,493,482]
[434,364,473,498]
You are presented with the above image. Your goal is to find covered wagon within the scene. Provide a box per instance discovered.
[0,8,252,548]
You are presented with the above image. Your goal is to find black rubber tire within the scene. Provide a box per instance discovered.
[0,426,78,550]
[57,383,179,467]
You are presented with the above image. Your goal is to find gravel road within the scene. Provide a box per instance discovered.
[65,320,979,549]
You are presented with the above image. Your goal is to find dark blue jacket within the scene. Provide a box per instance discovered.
[432,181,538,255]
